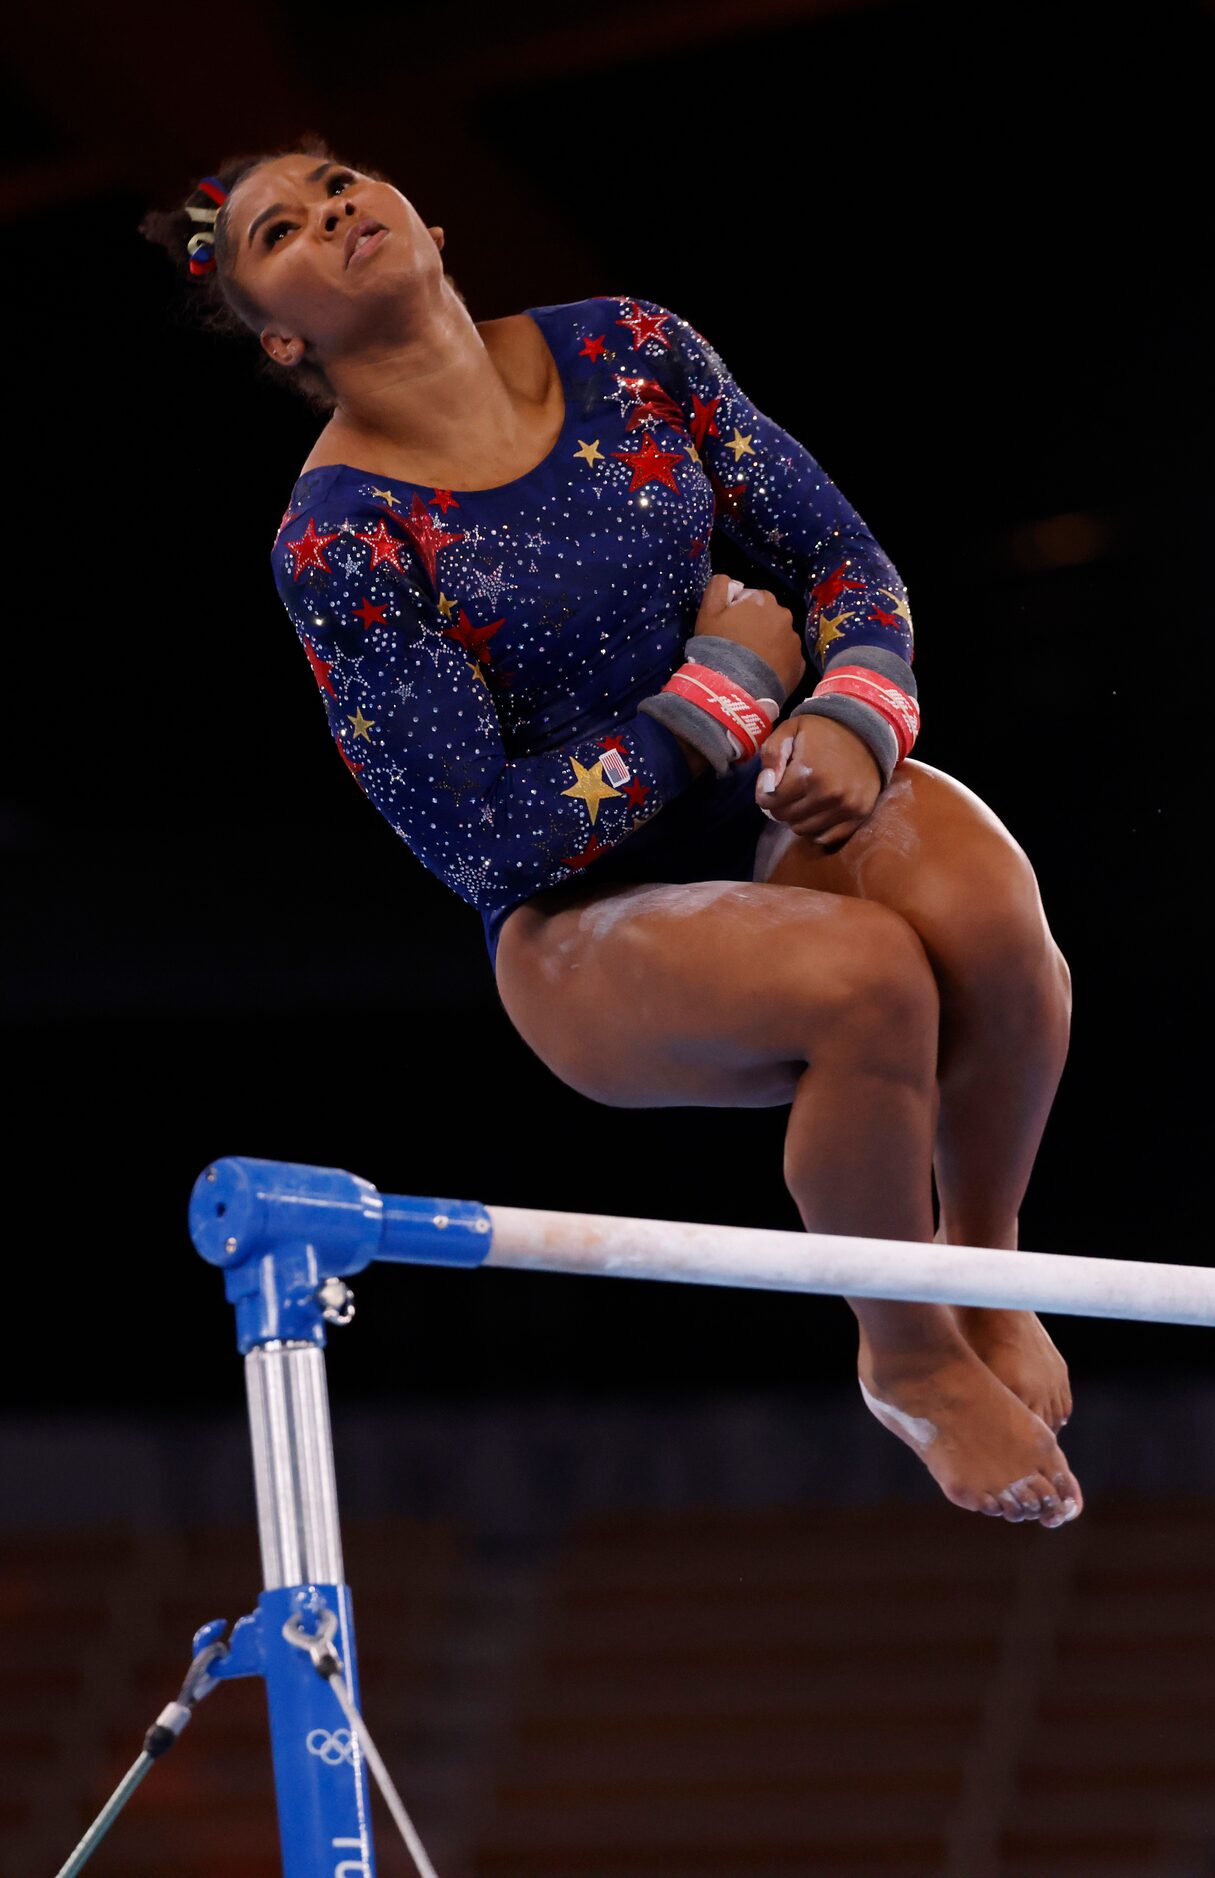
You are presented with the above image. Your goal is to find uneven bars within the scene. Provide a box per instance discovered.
[479,1207,1211,1326]
[192,1158,1213,1331]
[185,1154,1208,1878]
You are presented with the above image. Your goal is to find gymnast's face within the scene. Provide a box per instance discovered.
[224,153,445,372]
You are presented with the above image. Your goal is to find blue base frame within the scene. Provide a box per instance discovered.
[203,1584,375,1876]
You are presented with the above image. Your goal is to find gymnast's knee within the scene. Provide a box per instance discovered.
[919,836,1069,1004]
[809,901,940,1084]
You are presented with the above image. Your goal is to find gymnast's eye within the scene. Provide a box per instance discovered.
[264,172,356,246]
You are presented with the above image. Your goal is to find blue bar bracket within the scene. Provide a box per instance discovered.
[200,1586,374,1877]
[189,1155,493,1353]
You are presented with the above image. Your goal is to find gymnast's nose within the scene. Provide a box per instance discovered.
[324,198,358,236]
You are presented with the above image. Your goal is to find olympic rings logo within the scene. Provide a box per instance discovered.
[306,1727,356,1765]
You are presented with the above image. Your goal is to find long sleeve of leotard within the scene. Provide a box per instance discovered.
[270,484,698,914]
[614,294,919,785]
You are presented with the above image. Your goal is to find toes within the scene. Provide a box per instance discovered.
[1001,1474,1048,1520]
[1058,1374,1074,1425]
[1044,1470,1082,1527]
[1053,1467,1084,1512]
[996,1471,1081,1524]
[955,1486,1009,1518]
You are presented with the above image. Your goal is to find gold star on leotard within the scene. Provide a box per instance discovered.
[574,439,604,466]
[814,607,855,661]
[437,592,458,618]
[346,706,376,742]
[725,428,756,462]
[561,757,622,824]
[371,487,400,508]
[877,587,914,630]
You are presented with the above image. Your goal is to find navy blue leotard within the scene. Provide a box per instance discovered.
[271,293,916,974]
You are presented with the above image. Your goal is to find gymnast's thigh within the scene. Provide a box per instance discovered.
[493,873,927,1110]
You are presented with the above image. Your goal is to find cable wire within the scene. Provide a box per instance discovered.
[283,1610,442,1878]
[324,1663,442,1878]
[54,1753,155,1878]
[51,1638,228,1878]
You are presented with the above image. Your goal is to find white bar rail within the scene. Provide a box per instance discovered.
[484,1208,1214,1327]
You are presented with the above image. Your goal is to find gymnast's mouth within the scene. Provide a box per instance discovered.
[345,218,387,267]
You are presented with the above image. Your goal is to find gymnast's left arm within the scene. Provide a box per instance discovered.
[614,294,921,846]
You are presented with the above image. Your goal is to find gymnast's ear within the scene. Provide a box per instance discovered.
[260,327,306,370]
[428,225,445,252]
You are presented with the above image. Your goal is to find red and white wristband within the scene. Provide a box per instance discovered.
[788,654,921,790]
[808,663,920,764]
[638,617,786,778]
[656,660,780,762]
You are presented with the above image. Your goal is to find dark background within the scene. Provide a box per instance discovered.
[3,0,1210,1411]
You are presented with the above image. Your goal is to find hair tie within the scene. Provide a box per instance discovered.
[186,175,227,277]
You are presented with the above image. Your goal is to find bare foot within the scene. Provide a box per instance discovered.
[932,1225,1073,1432]
[953,1306,1072,1432]
[858,1329,1083,1527]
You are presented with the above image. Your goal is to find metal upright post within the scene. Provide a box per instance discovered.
[244,1341,374,1876]
[190,1160,382,1877]
[245,1342,344,1591]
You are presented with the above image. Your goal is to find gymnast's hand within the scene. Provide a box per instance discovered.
[692,572,806,699]
[754,714,884,851]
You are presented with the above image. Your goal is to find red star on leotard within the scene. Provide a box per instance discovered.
[616,301,673,351]
[706,463,748,520]
[611,432,687,494]
[445,608,505,664]
[623,777,651,808]
[284,517,341,582]
[355,519,410,575]
[579,334,607,360]
[620,376,688,435]
[811,559,865,612]
[598,734,628,754]
[868,602,901,630]
[689,392,722,453]
[353,597,387,630]
[561,830,612,871]
[397,491,466,587]
[429,489,460,514]
[302,637,336,698]
[335,734,365,786]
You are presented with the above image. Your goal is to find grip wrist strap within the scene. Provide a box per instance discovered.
[657,661,777,762]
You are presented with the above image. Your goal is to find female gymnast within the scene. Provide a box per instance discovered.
[143,138,1081,1528]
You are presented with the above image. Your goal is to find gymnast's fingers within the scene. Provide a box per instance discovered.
[796,817,859,851]
[755,730,796,803]
[786,794,848,838]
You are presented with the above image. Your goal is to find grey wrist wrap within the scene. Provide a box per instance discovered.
[788,643,919,791]
[638,635,786,779]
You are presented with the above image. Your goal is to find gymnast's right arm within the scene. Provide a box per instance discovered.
[271,494,708,915]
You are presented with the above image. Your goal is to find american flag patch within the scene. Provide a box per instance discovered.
[600,747,631,787]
